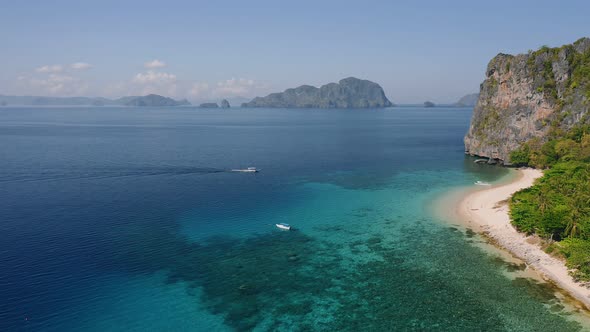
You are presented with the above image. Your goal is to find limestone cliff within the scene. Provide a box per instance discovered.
[241,77,393,108]
[465,38,590,163]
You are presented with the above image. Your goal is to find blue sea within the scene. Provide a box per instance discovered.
[0,106,588,331]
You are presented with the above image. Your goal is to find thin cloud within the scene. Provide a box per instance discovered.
[26,73,88,95]
[133,70,176,84]
[188,78,263,99]
[36,65,63,73]
[189,82,210,98]
[104,70,180,97]
[144,59,166,69]
[215,78,255,96]
[70,62,92,70]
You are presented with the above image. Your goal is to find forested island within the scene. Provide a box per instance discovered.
[465,37,590,281]
[241,77,393,108]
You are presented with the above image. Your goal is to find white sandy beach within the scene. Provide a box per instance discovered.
[459,168,590,310]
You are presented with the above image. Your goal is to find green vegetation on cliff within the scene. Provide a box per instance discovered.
[510,120,590,168]
[507,40,590,280]
[526,37,590,107]
[569,38,590,99]
[509,123,590,281]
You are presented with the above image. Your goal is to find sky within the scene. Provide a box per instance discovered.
[1,0,589,104]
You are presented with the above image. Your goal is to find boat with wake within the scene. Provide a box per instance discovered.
[276,223,291,230]
[231,167,259,173]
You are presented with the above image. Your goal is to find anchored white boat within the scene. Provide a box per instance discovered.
[276,223,291,230]
[231,167,259,173]
[474,181,491,186]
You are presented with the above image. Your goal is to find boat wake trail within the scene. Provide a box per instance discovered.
[0,166,227,183]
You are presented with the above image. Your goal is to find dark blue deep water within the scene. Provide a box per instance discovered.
[0,107,587,331]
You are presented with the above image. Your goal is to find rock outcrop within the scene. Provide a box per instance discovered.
[241,77,393,108]
[424,101,435,108]
[220,99,231,108]
[454,93,479,107]
[199,102,219,108]
[464,38,590,163]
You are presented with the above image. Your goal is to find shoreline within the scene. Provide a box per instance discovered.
[457,168,590,310]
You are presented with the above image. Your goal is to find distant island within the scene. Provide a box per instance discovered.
[0,94,190,107]
[197,99,231,108]
[199,102,219,108]
[120,94,190,107]
[453,93,479,107]
[241,77,393,108]
[423,101,435,108]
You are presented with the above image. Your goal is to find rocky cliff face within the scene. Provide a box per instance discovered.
[241,77,393,108]
[465,38,590,163]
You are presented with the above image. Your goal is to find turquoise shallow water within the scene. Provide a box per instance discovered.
[0,106,588,331]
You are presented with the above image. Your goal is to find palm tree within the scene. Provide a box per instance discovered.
[537,190,549,213]
[564,196,589,238]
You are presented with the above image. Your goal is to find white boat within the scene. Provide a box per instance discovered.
[276,223,291,230]
[474,181,491,186]
[231,167,259,173]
